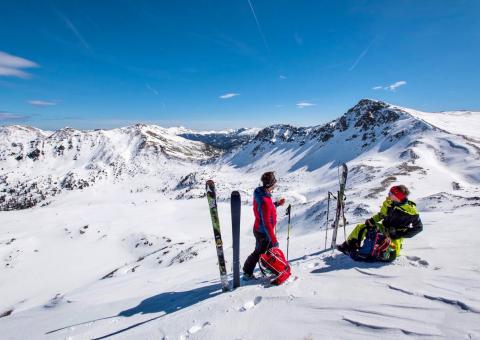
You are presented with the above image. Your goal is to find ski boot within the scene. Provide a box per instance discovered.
[242,272,258,281]
[336,241,357,255]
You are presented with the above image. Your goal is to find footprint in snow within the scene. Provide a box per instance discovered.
[307,262,320,269]
[239,296,262,312]
[178,321,211,339]
[188,321,210,335]
[406,255,429,267]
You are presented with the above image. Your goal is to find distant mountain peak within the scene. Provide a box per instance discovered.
[343,98,404,132]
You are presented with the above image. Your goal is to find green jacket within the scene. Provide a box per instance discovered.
[370,198,423,239]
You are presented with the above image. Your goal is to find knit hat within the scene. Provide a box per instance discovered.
[261,171,277,189]
[389,185,408,202]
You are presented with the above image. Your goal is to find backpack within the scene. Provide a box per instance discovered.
[259,247,291,285]
[352,228,396,262]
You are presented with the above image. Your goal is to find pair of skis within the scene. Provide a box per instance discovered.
[325,163,349,251]
[205,180,241,292]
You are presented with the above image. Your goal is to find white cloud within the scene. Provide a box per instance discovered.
[28,100,58,107]
[296,102,316,108]
[0,51,38,79]
[219,93,239,99]
[372,81,407,91]
[279,75,287,80]
[0,111,30,121]
[386,80,407,91]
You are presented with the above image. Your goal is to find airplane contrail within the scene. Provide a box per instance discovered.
[247,0,269,50]
[54,8,92,52]
[349,36,378,71]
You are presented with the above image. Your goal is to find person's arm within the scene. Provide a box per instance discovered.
[261,197,278,246]
[393,215,423,239]
[366,199,390,226]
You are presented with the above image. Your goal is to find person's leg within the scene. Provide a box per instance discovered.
[347,223,369,246]
[337,223,370,254]
[391,238,403,257]
[243,231,269,275]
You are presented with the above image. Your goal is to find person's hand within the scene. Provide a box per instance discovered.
[365,218,375,228]
[277,198,286,206]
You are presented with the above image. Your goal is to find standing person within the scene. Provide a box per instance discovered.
[243,171,285,279]
[337,185,423,261]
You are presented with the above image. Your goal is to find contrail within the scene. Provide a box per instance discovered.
[349,36,377,71]
[247,0,269,50]
[54,8,92,52]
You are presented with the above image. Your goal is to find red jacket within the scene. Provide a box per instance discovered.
[253,186,278,244]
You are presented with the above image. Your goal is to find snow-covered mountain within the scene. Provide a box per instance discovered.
[1,99,480,339]
[177,127,261,150]
[0,124,222,209]
[2,99,479,211]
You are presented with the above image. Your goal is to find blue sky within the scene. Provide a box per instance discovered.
[1,0,479,130]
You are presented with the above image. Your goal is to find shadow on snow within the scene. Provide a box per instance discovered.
[311,253,390,274]
[46,283,222,339]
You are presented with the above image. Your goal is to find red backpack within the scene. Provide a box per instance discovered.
[259,247,291,285]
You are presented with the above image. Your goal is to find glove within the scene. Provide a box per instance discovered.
[276,198,286,206]
[365,218,375,228]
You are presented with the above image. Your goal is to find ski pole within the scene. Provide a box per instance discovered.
[342,195,347,242]
[324,192,335,250]
[286,204,291,260]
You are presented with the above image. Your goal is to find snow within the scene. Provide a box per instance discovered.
[397,107,480,141]
[1,99,479,339]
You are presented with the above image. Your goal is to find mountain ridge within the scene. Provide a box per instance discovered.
[1,99,479,211]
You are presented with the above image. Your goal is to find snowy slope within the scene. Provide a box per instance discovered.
[1,99,480,339]
[176,127,261,150]
[400,107,480,141]
[0,124,221,210]
[1,190,479,339]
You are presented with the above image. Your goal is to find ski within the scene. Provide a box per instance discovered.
[330,163,348,250]
[231,191,241,289]
[205,180,229,292]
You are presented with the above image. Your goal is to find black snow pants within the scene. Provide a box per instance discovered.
[242,230,273,275]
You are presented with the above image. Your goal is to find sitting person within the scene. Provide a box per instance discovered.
[337,185,423,261]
